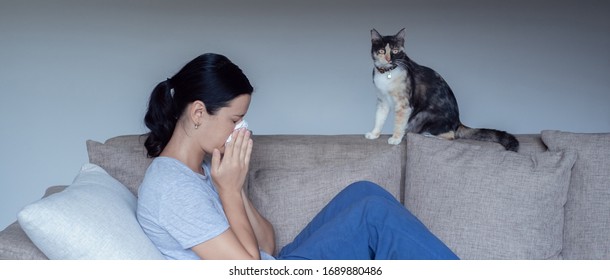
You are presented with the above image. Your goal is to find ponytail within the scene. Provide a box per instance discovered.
[144,79,176,157]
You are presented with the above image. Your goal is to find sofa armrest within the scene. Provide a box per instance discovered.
[0,221,48,260]
[0,185,67,260]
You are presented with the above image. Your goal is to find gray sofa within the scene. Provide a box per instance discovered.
[1,131,609,259]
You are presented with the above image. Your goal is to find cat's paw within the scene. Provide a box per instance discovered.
[365,132,380,140]
[388,136,403,145]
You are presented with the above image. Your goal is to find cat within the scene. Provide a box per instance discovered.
[365,28,519,152]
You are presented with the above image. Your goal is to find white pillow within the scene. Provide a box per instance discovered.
[18,163,164,259]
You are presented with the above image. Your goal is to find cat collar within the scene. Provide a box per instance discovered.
[375,65,397,74]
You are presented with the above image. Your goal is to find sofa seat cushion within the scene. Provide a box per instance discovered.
[541,130,610,259]
[17,164,164,259]
[404,133,576,259]
[247,135,406,255]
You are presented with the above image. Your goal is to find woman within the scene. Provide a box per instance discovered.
[136,53,458,260]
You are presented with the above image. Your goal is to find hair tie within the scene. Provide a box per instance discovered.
[165,78,176,98]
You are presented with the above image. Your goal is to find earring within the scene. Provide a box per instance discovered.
[194,123,199,129]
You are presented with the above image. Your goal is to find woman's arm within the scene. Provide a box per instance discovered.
[192,188,260,260]
[242,188,275,255]
[193,128,260,259]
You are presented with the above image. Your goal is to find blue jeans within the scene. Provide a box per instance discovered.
[277,181,459,260]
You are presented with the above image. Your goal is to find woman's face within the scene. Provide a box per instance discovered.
[199,94,251,154]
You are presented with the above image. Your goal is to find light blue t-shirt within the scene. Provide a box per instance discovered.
[136,157,274,260]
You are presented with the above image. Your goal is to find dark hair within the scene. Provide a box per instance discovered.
[144,53,253,157]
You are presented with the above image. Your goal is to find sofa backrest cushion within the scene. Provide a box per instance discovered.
[404,133,576,259]
[541,130,610,260]
[246,135,406,255]
[87,135,152,196]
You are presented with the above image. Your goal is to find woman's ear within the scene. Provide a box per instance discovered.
[189,100,207,128]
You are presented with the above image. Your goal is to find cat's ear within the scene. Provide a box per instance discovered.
[371,29,382,42]
[395,28,406,42]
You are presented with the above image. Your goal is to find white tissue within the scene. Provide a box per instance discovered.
[226,119,249,143]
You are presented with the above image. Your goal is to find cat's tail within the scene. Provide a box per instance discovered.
[456,124,519,152]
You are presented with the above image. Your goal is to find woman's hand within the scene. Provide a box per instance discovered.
[211,128,253,193]
[198,127,260,259]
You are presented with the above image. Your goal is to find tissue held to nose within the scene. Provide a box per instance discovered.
[226,119,248,143]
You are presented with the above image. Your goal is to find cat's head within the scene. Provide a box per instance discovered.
[371,28,406,68]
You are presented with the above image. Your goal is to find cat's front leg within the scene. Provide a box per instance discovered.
[388,104,411,145]
[365,98,390,140]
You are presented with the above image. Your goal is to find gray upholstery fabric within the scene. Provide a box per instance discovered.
[404,133,576,259]
[247,135,405,254]
[86,135,152,196]
[541,130,610,260]
[3,133,604,260]
[453,134,547,155]
[512,134,547,154]
[0,222,47,260]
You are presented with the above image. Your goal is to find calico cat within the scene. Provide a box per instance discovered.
[365,28,519,152]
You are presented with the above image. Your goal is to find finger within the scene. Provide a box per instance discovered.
[239,130,251,162]
[232,128,247,159]
[225,130,238,157]
[244,138,253,167]
[211,148,221,174]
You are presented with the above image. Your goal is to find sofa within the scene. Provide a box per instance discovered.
[1,131,609,260]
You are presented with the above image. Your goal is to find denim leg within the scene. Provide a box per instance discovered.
[277,181,458,260]
[277,181,389,257]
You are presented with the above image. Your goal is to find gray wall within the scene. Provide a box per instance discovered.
[1,0,609,229]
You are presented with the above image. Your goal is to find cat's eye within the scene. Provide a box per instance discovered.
[392,49,399,54]
[377,49,385,55]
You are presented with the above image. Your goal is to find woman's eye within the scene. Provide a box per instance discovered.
[392,49,399,54]
[378,49,385,54]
